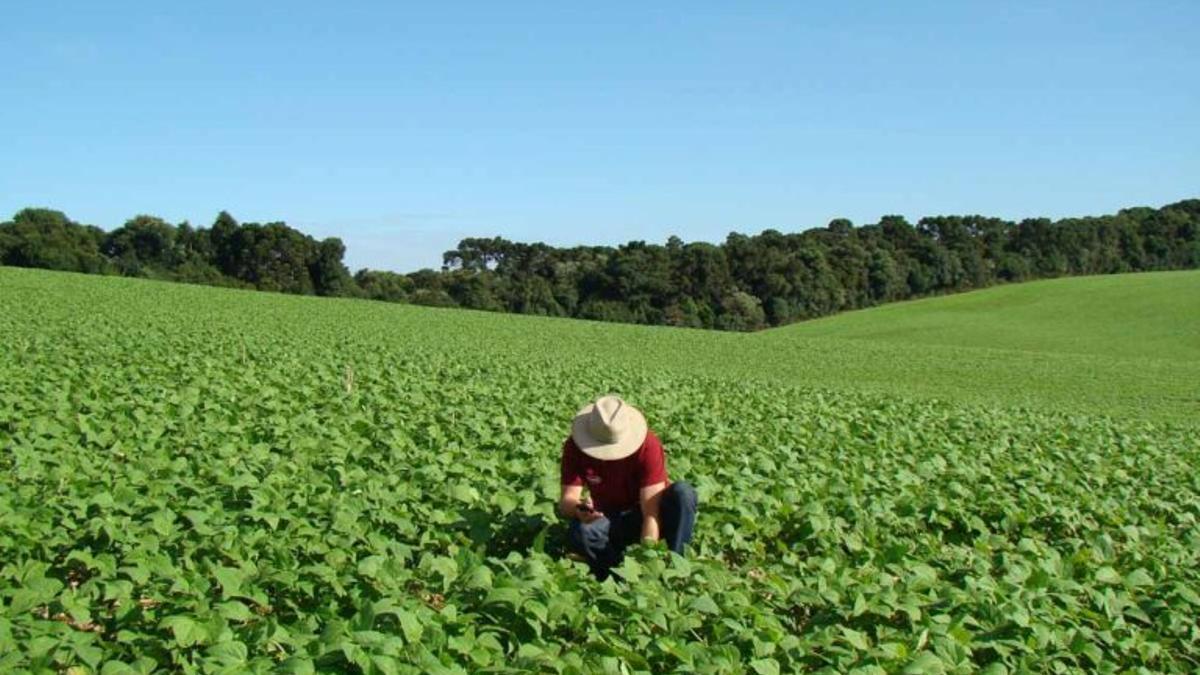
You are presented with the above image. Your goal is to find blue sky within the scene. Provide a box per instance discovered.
[3,2,1197,272]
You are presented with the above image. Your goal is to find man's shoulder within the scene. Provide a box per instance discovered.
[642,429,664,453]
[562,435,580,455]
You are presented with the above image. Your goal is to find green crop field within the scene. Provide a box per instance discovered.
[753,270,1200,423]
[770,271,1200,362]
[1,266,1198,673]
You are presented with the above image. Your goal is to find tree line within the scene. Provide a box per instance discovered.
[2,200,1197,330]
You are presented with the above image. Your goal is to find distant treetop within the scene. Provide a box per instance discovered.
[2,199,1197,331]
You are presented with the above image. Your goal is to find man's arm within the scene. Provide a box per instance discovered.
[560,484,603,523]
[560,440,602,523]
[639,481,667,542]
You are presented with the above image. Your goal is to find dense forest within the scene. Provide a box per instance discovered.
[2,200,1197,331]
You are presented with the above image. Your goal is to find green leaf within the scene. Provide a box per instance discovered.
[18,575,64,610]
[213,566,246,598]
[689,594,720,615]
[279,657,316,674]
[372,655,400,675]
[399,611,424,645]
[904,652,945,674]
[27,635,59,659]
[1095,567,1122,585]
[466,565,493,590]
[450,483,478,503]
[101,662,154,675]
[216,601,255,622]
[852,592,869,617]
[75,642,104,669]
[150,510,175,537]
[357,555,385,578]
[9,589,43,615]
[1125,568,1153,588]
[1008,604,1030,628]
[204,640,248,666]
[750,658,780,675]
[485,587,523,608]
[429,556,458,591]
[1177,584,1200,606]
[841,627,871,651]
[160,615,207,648]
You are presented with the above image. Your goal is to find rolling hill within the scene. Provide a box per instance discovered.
[752,271,1200,422]
[769,271,1200,362]
[2,265,1198,671]
[2,267,1197,422]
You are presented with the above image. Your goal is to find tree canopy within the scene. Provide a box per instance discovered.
[2,200,1197,330]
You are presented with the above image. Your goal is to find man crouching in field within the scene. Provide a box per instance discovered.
[558,395,698,579]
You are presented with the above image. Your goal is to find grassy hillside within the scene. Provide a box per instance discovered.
[2,266,1198,671]
[2,267,1197,422]
[771,271,1200,362]
[752,271,1200,422]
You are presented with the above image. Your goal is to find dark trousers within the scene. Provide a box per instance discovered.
[567,481,698,579]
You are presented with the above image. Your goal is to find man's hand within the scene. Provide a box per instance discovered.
[576,500,605,523]
[560,485,604,523]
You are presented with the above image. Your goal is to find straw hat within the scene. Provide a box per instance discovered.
[571,395,648,461]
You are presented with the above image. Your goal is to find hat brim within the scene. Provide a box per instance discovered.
[571,402,647,461]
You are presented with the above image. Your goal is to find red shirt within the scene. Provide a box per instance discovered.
[560,430,669,513]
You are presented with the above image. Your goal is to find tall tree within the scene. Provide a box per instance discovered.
[0,208,108,273]
[3,199,1197,331]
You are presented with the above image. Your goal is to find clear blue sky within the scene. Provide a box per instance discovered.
[3,2,1197,272]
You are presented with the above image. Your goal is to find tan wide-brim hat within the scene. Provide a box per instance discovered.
[571,395,648,461]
